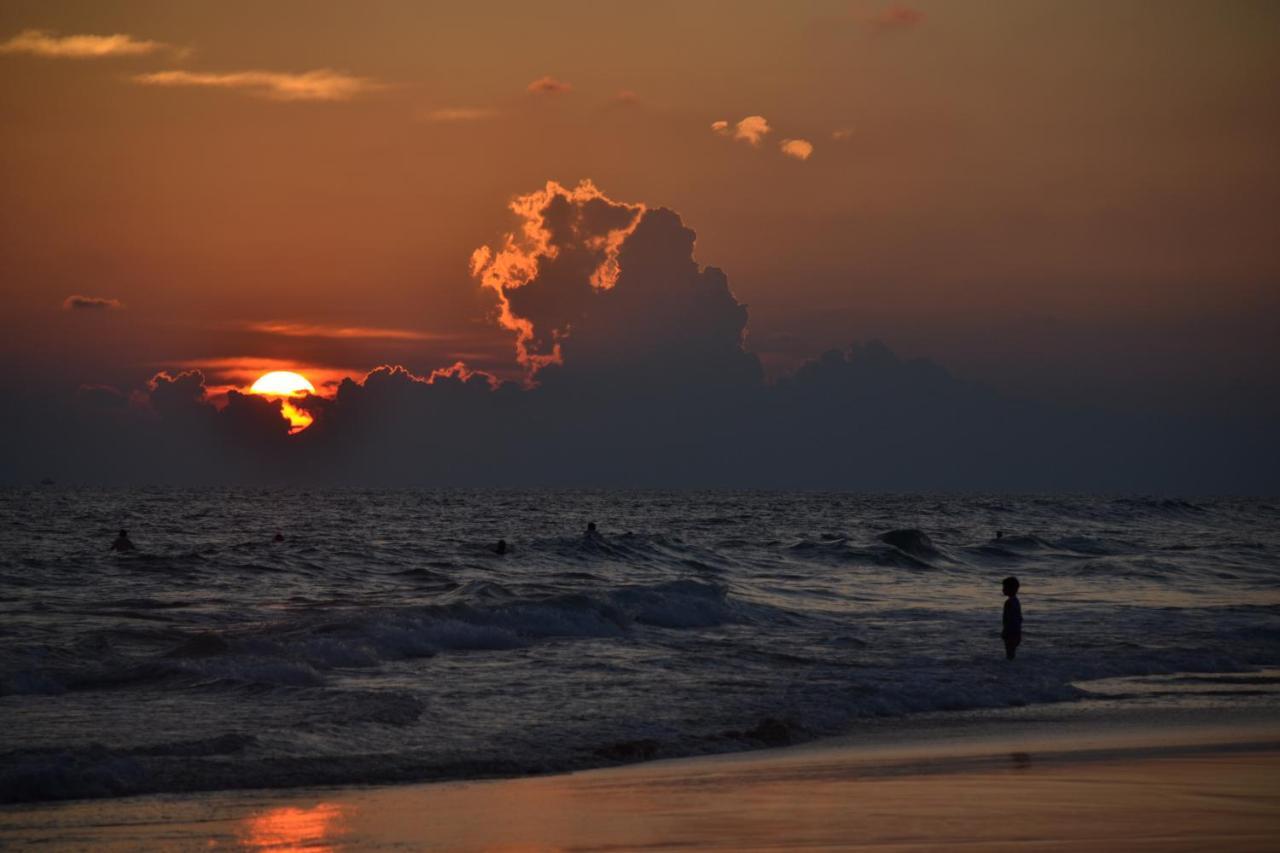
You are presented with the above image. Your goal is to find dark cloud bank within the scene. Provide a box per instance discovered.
[5,183,1276,493]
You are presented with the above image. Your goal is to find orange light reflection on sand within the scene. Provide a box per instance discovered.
[241,802,348,852]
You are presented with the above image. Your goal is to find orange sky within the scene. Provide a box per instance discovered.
[2,0,1278,416]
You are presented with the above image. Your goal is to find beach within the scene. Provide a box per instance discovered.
[4,702,1277,851]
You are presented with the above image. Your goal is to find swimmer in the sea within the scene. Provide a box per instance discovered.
[494,539,507,555]
[112,529,135,552]
[273,531,285,543]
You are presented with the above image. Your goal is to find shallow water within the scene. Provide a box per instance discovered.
[1,489,1278,802]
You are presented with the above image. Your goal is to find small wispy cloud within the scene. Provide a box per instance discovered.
[133,69,382,101]
[832,128,854,141]
[0,29,173,59]
[243,321,446,341]
[526,75,571,95]
[420,107,499,122]
[63,294,122,311]
[780,138,814,161]
[611,89,640,105]
[870,5,925,30]
[712,115,772,146]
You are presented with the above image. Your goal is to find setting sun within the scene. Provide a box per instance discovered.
[250,371,316,397]
[249,371,315,434]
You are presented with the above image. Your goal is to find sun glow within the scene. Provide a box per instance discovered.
[249,371,315,434]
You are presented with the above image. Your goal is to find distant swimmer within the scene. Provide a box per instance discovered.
[273,532,285,543]
[996,531,1004,540]
[494,539,507,556]
[584,521,601,541]
[112,529,135,552]
[1001,576,1022,660]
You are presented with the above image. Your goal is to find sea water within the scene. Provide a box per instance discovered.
[1,489,1277,802]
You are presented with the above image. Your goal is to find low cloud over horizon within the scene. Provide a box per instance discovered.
[6,184,1273,493]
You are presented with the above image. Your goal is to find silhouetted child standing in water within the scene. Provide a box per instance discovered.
[1001,576,1022,660]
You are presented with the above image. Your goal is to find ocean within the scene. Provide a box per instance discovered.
[2,489,1278,803]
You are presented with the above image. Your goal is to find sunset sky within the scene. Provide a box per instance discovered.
[2,1,1278,487]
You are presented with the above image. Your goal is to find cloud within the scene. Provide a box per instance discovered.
[526,75,571,95]
[21,336,1270,492]
[420,107,499,122]
[470,180,760,388]
[712,116,773,145]
[62,294,122,311]
[9,184,1276,493]
[162,357,359,393]
[780,138,814,161]
[0,29,171,59]
[469,180,644,374]
[831,128,854,141]
[870,5,924,30]
[242,321,446,341]
[733,115,771,145]
[132,69,382,101]
[147,369,209,415]
[76,384,128,410]
[611,90,640,106]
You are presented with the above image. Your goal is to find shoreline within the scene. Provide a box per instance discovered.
[3,698,1278,850]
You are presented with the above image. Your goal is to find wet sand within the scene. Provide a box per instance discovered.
[3,711,1278,851]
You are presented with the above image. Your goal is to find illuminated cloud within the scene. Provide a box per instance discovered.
[612,90,640,105]
[164,357,358,391]
[712,116,771,145]
[870,5,925,29]
[733,115,771,145]
[471,181,759,387]
[526,75,571,95]
[470,180,644,374]
[355,362,498,390]
[832,128,854,141]
[780,138,814,161]
[133,69,382,101]
[421,107,499,122]
[243,321,445,341]
[148,369,208,411]
[0,29,171,58]
[62,294,122,311]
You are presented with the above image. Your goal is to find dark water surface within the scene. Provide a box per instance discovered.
[1,489,1277,802]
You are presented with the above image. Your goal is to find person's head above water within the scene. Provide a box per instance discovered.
[117,529,128,539]
[586,522,597,533]
[1002,576,1020,596]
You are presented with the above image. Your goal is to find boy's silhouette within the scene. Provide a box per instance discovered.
[1001,576,1022,660]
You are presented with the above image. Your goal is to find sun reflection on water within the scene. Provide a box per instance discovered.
[239,802,348,852]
